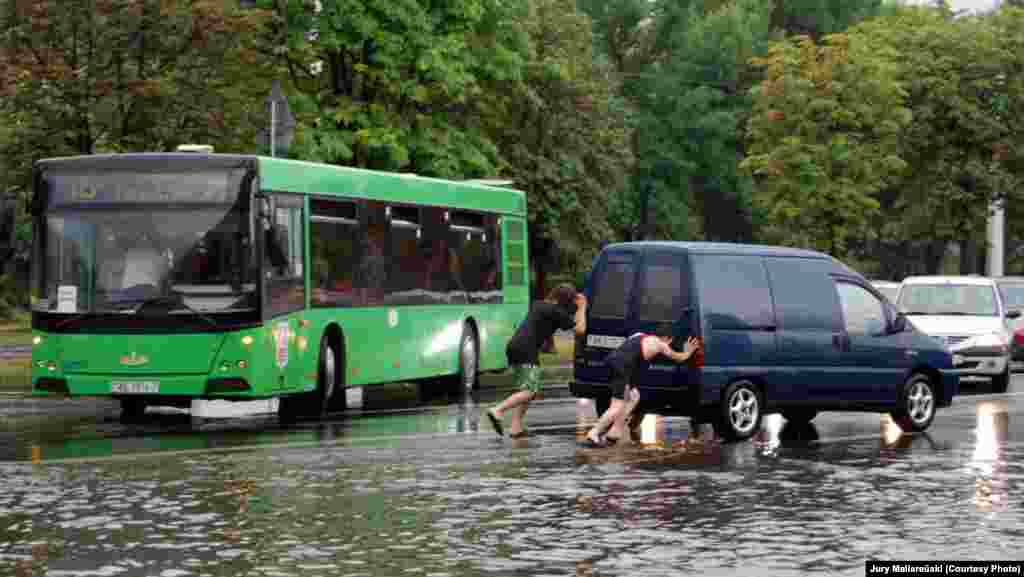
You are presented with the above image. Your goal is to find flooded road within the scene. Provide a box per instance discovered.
[1,378,1022,577]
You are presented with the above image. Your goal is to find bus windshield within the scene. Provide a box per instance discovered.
[34,168,256,315]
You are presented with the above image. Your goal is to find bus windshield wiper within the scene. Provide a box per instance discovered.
[133,294,221,328]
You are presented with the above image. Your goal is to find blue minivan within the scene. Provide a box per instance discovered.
[570,242,959,441]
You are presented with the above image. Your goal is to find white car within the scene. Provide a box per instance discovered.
[870,280,901,303]
[897,276,1020,392]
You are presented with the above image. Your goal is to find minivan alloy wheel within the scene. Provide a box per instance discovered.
[891,373,936,432]
[904,379,934,427]
[714,380,762,441]
[728,387,759,435]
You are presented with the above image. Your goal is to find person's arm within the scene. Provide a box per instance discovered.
[656,337,700,364]
[573,294,587,336]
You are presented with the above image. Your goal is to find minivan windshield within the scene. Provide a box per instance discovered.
[897,283,998,316]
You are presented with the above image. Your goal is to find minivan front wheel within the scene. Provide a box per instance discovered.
[712,380,762,442]
[891,373,936,432]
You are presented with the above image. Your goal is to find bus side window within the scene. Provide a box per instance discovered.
[265,194,304,317]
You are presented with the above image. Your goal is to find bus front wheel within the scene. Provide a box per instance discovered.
[119,398,147,422]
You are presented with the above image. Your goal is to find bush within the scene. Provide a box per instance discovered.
[0,273,21,320]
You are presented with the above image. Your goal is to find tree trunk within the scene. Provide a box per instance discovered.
[923,240,947,275]
[960,239,975,274]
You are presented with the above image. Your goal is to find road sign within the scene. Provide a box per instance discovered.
[256,80,296,156]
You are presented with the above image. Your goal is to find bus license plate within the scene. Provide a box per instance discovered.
[111,381,159,394]
[587,335,625,349]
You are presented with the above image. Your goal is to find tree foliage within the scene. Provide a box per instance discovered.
[257,0,529,177]
[743,32,911,258]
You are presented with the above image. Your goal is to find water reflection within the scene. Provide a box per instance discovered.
[970,400,1009,512]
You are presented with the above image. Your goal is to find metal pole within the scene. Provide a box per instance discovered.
[988,197,1004,277]
[270,100,277,158]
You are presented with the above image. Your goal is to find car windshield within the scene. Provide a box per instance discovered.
[996,281,1024,311]
[897,283,998,316]
[34,169,256,315]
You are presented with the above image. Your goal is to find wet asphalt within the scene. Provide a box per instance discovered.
[0,375,1022,577]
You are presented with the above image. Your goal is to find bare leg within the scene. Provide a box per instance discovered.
[586,398,626,443]
[492,390,533,419]
[610,386,639,441]
[510,401,530,435]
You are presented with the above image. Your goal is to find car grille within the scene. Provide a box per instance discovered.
[936,335,969,347]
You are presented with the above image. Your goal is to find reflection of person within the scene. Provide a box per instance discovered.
[486,285,586,438]
[120,234,167,289]
[582,329,701,448]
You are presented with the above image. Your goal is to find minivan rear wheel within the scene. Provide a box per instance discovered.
[712,380,762,442]
[890,373,936,432]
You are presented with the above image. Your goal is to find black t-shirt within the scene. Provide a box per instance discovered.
[506,301,576,364]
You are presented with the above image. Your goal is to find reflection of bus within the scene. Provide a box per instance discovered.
[29,154,530,420]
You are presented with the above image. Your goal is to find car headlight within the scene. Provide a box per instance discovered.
[951,332,1009,355]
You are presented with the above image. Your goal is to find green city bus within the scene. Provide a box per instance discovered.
[29,153,530,421]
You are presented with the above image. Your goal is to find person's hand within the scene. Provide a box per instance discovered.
[682,336,701,357]
[575,293,587,308]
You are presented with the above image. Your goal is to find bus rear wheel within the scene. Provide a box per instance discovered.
[448,324,478,395]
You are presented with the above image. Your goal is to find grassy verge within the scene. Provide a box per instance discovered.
[0,310,31,347]
[0,356,31,392]
[539,333,575,366]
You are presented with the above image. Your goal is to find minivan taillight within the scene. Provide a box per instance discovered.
[690,343,705,368]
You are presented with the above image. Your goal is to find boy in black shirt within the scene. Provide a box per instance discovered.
[487,284,587,437]
[582,328,701,447]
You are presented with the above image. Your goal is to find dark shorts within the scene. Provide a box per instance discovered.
[506,344,538,366]
[609,365,634,400]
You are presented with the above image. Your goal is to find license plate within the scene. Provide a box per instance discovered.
[110,381,159,394]
[587,334,625,349]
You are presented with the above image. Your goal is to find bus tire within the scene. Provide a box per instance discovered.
[317,337,341,416]
[119,398,147,422]
[451,324,478,394]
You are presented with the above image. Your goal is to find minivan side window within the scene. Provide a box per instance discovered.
[764,257,843,331]
[836,281,887,335]
[590,252,635,318]
[691,254,773,329]
[636,252,685,323]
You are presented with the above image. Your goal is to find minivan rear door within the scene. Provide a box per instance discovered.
[630,251,693,390]
[577,249,639,384]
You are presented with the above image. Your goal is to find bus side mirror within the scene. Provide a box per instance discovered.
[1007,309,1021,319]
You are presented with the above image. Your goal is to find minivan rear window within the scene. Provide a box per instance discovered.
[636,253,685,323]
[590,252,635,318]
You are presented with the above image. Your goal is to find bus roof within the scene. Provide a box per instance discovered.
[257,156,526,216]
[36,153,527,217]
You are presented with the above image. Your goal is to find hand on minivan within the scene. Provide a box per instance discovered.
[680,336,701,360]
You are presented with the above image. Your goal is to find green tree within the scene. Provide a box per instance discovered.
[490,0,630,282]
[848,6,1024,275]
[771,0,884,38]
[742,32,911,258]
[257,0,529,177]
[634,0,772,243]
